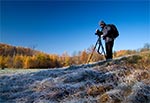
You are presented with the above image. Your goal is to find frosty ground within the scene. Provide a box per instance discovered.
[0,56,150,103]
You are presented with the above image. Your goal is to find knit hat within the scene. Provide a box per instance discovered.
[99,20,106,25]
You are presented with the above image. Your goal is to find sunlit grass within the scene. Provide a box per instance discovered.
[124,51,150,70]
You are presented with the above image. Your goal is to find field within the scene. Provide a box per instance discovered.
[0,69,46,76]
[0,52,150,103]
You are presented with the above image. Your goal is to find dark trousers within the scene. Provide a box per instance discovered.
[105,41,114,59]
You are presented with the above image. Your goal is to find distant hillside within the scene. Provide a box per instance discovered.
[0,43,150,69]
[0,43,41,56]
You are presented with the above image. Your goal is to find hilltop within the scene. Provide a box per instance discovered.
[0,43,41,57]
[0,51,150,103]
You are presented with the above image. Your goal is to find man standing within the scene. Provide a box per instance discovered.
[99,20,118,60]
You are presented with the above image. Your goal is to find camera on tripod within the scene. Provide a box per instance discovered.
[95,29,103,36]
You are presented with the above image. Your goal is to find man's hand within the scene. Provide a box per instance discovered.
[101,35,104,38]
[95,29,103,36]
[101,35,106,40]
[95,29,99,35]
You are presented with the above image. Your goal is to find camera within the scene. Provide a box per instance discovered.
[95,29,103,36]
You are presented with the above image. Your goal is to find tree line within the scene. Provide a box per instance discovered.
[0,43,149,69]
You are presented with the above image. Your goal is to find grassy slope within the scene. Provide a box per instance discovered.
[87,51,150,103]
[0,51,150,103]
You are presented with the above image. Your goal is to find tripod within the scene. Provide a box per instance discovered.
[87,36,106,63]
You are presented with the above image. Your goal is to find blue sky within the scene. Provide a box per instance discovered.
[0,0,150,55]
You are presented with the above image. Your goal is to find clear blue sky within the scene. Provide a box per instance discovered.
[0,0,150,55]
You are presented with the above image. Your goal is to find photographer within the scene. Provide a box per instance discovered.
[95,21,116,60]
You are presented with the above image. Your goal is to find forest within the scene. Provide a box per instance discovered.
[0,43,150,69]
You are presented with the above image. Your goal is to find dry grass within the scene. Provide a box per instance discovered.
[0,51,150,103]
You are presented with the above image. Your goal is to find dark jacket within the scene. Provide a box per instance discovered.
[101,25,114,43]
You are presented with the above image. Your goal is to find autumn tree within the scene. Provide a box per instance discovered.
[24,56,36,68]
[140,43,150,52]
[0,56,6,69]
[61,52,72,67]
[35,53,51,68]
[80,50,88,64]
[72,51,80,65]
[5,56,13,68]
[49,54,61,68]
[13,55,23,68]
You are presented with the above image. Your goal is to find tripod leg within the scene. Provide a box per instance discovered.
[97,44,101,54]
[101,45,107,59]
[87,38,99,63]
[97,38,107,59]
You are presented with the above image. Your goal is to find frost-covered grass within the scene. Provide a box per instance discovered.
[0,68,45,76]
[0,52,150,103]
